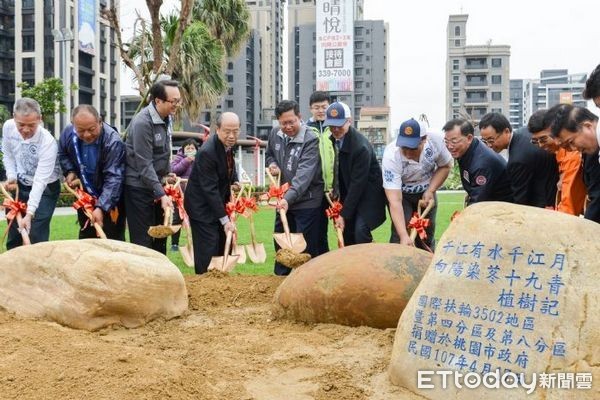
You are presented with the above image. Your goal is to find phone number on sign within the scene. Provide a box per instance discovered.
[318,69,352,77]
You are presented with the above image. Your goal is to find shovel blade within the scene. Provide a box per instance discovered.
[273,233,292,249]
[245,243,267,264]
[232,243,246,264]
[289,233,307,253]
[180,244,194,267]
[208,254,240,272]
[148,225,177,239]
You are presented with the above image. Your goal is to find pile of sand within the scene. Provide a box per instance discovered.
[0,273,422,400]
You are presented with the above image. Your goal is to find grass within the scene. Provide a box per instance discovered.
[1,192,465,275]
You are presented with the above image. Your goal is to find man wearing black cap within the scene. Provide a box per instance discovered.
[382,118,453,250]
[324,101,386,245]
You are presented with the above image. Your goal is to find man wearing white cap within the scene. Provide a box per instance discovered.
[382,118,453,250]
[323,101,386,245]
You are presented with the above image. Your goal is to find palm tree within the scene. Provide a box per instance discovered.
[192,0,250,57]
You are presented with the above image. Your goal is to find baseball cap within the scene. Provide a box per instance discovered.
[396,118,427,149]
[323,102,351,127]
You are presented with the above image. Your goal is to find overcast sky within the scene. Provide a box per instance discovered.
[122,0,600,129]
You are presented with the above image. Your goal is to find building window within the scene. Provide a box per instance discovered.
[366,68,370,75]
[227,62,233,70]
[453,59,459,70]
[492,92,502,101]
[226,100,234,108]
[366,82,370,88]
[227,74,233,82]
[492,58,502,68]
[355,54,363,63]
[491,75,501,84]
[366,42,370,48]
[453,92,459,103]
[355,68,363,76]
[455,26,460,36]
[453,75,459,87]
[228,87,233,95]
[355,42,362,50]
[22,57,34,74]
[491,108,502,113]
[366,95,370,101]
[355,95,363,103]
[354,27,363,36]
[355,82,362,89]
[22,35,34,51]
[455,39,461,47]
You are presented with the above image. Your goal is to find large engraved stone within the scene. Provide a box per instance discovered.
[273,243,432,328]
[0,239,188,331]
[389,202,599,399]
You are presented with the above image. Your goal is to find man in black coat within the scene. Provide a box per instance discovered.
[323,102,386,245]
[184,112,239,274]
[443,118,513,205]
[479,112,557,207]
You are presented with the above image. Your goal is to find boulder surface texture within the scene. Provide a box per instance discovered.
[0,239,188,331]
[389,202,599,399]
[273,243,432,328]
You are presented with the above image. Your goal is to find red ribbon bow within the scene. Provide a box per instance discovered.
[2,198,27,221]
[165,186,187,220]
[268,182,290,200]
[242,197,258,213]
[72,188,96,213]
[326,201,343,220]
[408,212,430,240]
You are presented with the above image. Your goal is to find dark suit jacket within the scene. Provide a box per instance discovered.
[184,134,237,223]
[508,131,558,207]
[583,150,600,222]
[333,126,386,229]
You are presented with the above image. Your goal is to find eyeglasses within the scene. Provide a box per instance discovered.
[310,105,329,111]
[279,120,298,128]
[443,137,465,146]
[163,98,182,106]
[530,135,551,146]
[480,134,501,145]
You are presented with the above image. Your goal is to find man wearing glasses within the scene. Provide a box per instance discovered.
[479,112,557,208]
[124,79,180,254]
[443,118,513,205]
[266,100,323,275]
[306,91,335,255]
[58,104,126,240]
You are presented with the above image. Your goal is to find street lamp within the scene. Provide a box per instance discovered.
[52,28,73,133]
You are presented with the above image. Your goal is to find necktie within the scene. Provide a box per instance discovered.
[332,140,341,200]
[226,148,234,179]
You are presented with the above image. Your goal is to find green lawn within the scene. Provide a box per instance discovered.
[1,192,465,275]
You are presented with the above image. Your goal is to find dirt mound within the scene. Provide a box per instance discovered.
[0,273,422,400]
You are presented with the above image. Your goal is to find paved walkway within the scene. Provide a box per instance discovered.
[54,207,76,216]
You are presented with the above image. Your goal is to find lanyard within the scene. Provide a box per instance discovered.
[72,134,99,198]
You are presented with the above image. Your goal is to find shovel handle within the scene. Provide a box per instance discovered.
[163,206,172,226]
[279,209,292,245]
[248,213,258,244]
[15,213,31,245]
[223,229,234,267]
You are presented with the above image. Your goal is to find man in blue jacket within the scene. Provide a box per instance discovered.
[58,104,126,240]
[443,118,513,205]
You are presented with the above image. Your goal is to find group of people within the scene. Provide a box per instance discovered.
[2,64,600,276]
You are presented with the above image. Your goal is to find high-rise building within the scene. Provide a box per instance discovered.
[446,14,510,124]
[510,70,588,129]
[2,0,120,135]
[246,0,284,121]
[356,106,390,163]
[288,2,388,122]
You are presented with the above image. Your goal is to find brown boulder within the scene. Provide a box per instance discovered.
[273,243,432,328]
[389,202,600,399]
[0,239,188,331]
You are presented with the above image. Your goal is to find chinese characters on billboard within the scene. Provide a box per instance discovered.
[316,0,354,92]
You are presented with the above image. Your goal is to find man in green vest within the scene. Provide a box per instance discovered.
[306,91,335,254]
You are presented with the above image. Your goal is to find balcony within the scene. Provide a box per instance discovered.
[464,97,488,105]
[464,80,488,88]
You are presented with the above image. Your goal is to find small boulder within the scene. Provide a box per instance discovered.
[273,243,432,328]
[0,239,188,331]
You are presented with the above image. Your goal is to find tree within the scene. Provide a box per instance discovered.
[16,78,71,126]
[193,0,250,57]
[0,104,9,124]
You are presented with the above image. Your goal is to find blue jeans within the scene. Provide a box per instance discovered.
[7,180,60,249]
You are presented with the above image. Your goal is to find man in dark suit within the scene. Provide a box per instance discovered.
[184,112,239,274]
[323,102,386,245]
[479,112,557,207]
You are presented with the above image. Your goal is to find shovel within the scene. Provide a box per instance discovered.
[207,229,239,272]
[148,206,181,238]
[0,184,30,245]
[63,182,107,239]
[325,192,344,248]
[265,169,307,252]
[409,199,436,243]
[245,212,266,263]
[232,231,246,264]
[179,218,194,268]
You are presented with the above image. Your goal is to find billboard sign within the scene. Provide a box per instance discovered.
[78,0,96,55]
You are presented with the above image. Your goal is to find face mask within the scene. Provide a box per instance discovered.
[185,149,197,158]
